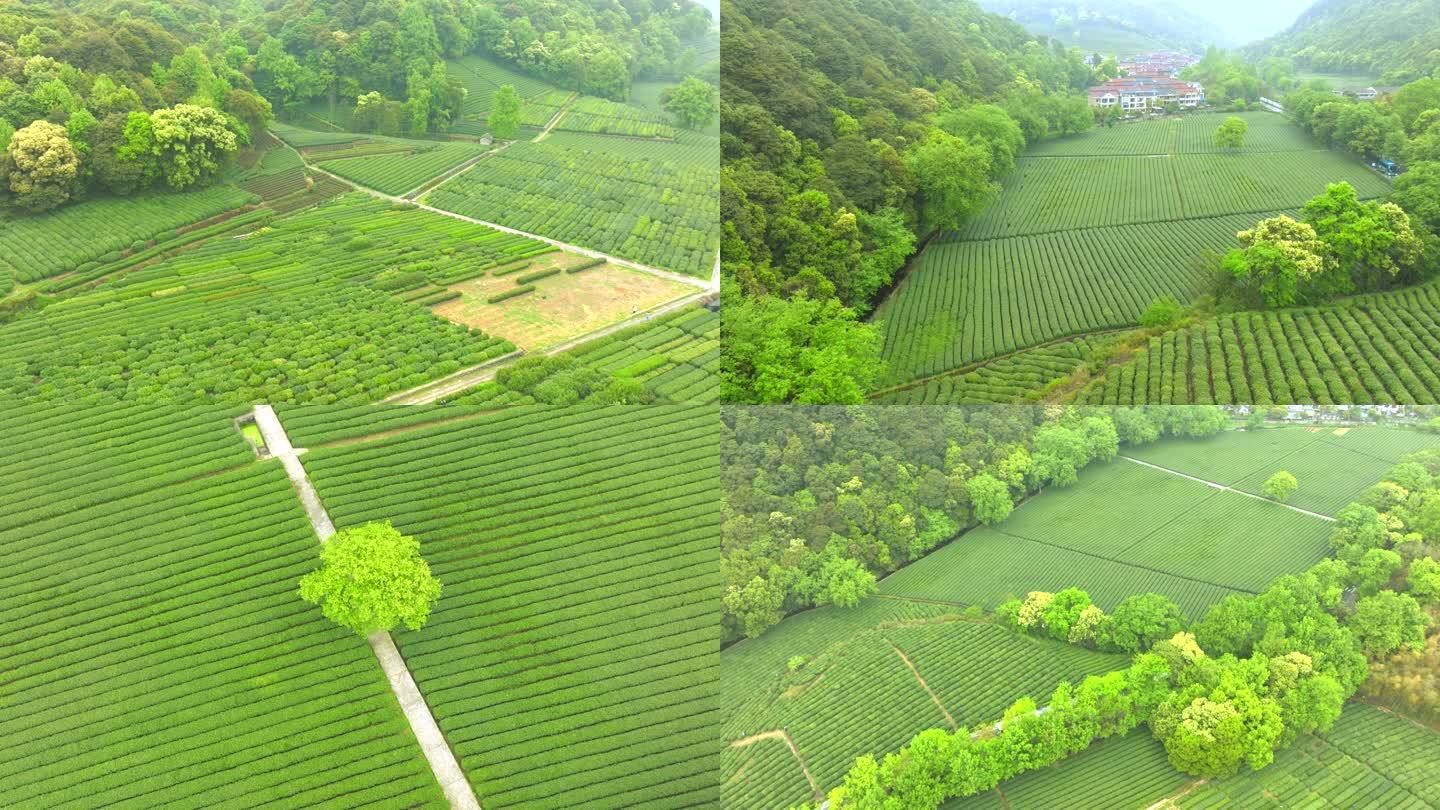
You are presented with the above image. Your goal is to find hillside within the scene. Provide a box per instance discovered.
[977,0,1226,53]
[1245,0,1440,82]
[720,0,1097,402]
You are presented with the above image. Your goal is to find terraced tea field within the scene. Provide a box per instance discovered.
[301,404,720,808]
[1083,282,1440,405]
[0,195,532,403]
[879,444,1338,618]
[314,141,489,195]
[448,55,558,119]
[451,305,721,406]
[425,138,719,278]
[1175,703,1440,808]
[720,598,1128,808]
[872,215,1255,384]
[555,95,678,138]
[874,111,1395,390]
[882,425,1440,620]
[0,399,445,808]
[1025,112,1316,157]
[0,185,256,283]
[873,336,1120,404]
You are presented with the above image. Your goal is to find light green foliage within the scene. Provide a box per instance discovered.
[149,103,239,189]
[3,120,79,211]
[1263,470,1299,502]
[904,129,997,233]
[662,76,718,130]
[967,473,1013,525]
[1214,116,1249,150]
[1349,591,1429,657]
[720,294,881,404]
[1139,295,1183,328]
[1391,161,1440,235]
[1409,556,1440,604]
[299,521,442,635]
[487,84,521,139]
[1224,215,1328,309]
[937,104,1026,175]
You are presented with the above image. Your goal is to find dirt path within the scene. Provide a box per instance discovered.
[534,95,576,141]
[888,640,956,730]
[1119,456,1337,521]
[385,290,714,405]
[252,404,480,810]
[729,729,821,799]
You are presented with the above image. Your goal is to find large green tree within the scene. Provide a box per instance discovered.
[663,76,718,130]
[2,120,79,211]
[299,521,443,635]
[149,103,238,189]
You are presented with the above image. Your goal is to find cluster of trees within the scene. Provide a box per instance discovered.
[1180,49,1262,108]
[1218,182,1436,309]
[821,447,1440,808]
[720,0,1101,403]
[721,405,1229,642]
[1243,0,1440,83]
[1214,116,1248,150]
[981,0,1225,55]
[0,23,268,212]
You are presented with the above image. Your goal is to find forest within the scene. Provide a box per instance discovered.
[0,0,714,214]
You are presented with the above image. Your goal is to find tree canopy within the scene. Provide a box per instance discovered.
[298,521,442,636]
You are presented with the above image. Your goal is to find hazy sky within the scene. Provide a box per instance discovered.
[1163,0,1318,45]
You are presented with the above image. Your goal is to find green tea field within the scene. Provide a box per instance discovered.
[300,404,720,808]
[720,599,1127,808]
[425,136,719,278]
[1083,282,1440,405]
[0,399,446,808]
[873,112,1394,389]
[876,427,1414,619]
[0,195,530,403]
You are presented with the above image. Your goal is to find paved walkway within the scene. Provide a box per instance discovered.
[1119,456,1336,521]
[253,404,480,810]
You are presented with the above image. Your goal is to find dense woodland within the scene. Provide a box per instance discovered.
[0,0,715,213]
[1245,0,1440,82]
[719,0,1098,404]
[720,405,1231,643]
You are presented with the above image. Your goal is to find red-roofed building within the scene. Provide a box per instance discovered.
[1088,77,1205,111]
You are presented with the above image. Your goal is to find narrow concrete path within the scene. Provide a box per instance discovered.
[533,94,577,141]
[253,404,480,810]
[1119,456,1336,521]
[729,729,820,798]
[385,290,714,405]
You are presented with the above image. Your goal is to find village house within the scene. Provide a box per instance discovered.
[1088,77,1205,111]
